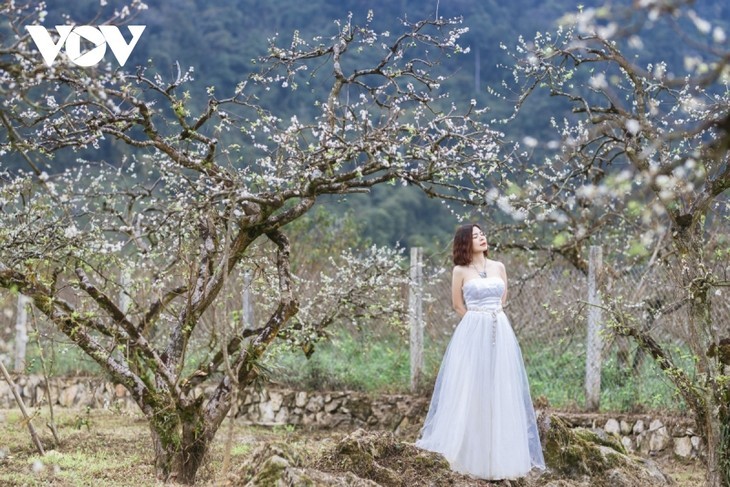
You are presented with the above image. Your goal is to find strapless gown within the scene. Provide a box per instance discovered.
[416,277,545,480]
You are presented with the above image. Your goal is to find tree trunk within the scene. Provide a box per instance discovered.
[676,222,727,487]
[720,406,730,487]
[702,404,730,487]
[149,404,212,485]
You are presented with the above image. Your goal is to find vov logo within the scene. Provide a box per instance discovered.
[26,25,146,67]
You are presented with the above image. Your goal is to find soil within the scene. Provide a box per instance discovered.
[0,408,708,486]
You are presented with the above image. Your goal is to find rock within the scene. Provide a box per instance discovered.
[305,395,324,413]
[326,413,352,428]
[637,457,672,484]
[58,384,78,408]
[620,420,632,435]
[542,416,670,485]
[295,391,308,408]
[691,435,703,451]
[621,436,635,453]
[605,419,621,435]
[0,381,10,408]
[649,426,671,453]
[259,401,277,423]
[325,398,341,414]
[73,383,89,407]
[231,443,301,486]
[674,436,693,458]
[633,419,646,435]
[315,411,326,425]
[246,453,290,486]
[91,383,107,408]
[114,384,127,398]
[638,431,650,455]
[649,419,664,432]
[268,391,284,412]
[342,397,372,422]
[274,407,289,424]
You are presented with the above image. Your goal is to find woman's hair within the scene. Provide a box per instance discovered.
[452,223,488,266]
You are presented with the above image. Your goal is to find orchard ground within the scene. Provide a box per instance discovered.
[0,407,705,486]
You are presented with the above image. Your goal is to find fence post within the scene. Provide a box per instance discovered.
[14,294,30,373]
[409,247,424,393]
[242,270,254,329]
[585,245,603,411]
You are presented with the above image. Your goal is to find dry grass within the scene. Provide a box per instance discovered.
[0,407,252,486]
[0,408,707,486]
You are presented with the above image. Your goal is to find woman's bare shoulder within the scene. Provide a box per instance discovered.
[452,265,469,276]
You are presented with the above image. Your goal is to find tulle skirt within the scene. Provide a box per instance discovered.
[416,309,545,480]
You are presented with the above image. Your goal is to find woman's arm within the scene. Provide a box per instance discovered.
[451,266,467,317]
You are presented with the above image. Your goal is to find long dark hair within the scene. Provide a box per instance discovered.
[452,223,488,266]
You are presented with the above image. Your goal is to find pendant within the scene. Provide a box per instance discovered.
[478,271,488,278]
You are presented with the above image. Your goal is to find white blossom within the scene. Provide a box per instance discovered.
[625,119,641,135]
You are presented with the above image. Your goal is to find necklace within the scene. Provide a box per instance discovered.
[472,260,488,278]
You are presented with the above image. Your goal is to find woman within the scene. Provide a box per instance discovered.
[416,223,545,480]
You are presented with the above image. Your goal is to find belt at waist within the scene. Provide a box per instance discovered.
[467,306,503,314]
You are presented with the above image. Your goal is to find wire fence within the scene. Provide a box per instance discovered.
[1,244,728,414]
[413,248,730,413]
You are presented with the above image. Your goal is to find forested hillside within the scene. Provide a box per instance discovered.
[23,0,730,246]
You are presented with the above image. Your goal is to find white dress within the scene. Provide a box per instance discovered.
[416,277,545,480]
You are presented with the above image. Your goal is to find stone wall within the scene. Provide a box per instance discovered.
[559,413,702,460]
[0,375,133,410]
[237,387,428,434]
[0,376,702,460]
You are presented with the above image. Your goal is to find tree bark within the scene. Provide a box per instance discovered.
[675,220,728,487]
[148,403,211,485]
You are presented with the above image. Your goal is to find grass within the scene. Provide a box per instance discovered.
[263,328,443,393]
[524,342,688,412]
[0,408,286,486]
[264,328,689,413]
[0,409,157,486]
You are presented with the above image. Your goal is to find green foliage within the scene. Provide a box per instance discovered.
[72,406,93,431]
[598,353,688,412]
[525,343,689,412]
[23,340,102,377]
[526,343,586,409]
[264,328,415,393]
